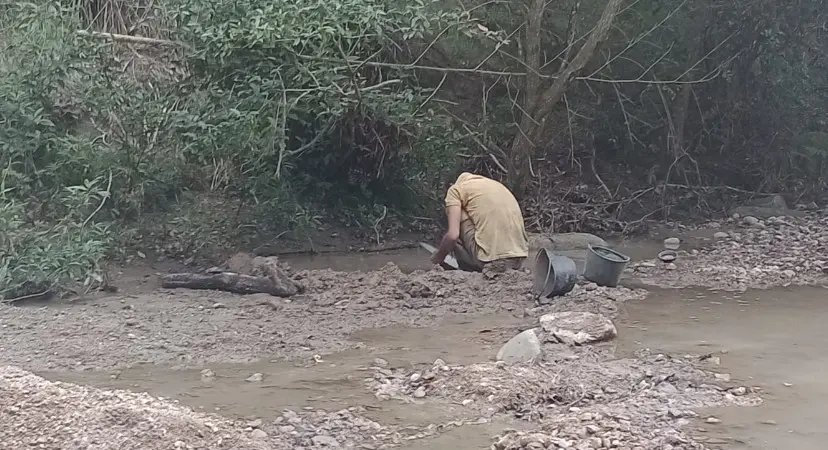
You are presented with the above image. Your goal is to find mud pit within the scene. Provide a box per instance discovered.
[1,217,828,449]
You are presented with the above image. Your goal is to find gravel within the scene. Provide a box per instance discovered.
[630,214,828,290]
[0,264,645,372]
[366,350,760,449]
[0,366,277,450]
[0,365,443,450]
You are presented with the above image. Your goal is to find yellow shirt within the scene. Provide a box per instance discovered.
[444,173,529,262]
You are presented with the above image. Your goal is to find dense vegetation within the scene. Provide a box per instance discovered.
[1,0,825,299]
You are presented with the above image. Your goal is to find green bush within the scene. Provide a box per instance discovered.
[0,177,111,300]
[0,0,480,295]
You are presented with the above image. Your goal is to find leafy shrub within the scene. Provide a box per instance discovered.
[0,177,111,300]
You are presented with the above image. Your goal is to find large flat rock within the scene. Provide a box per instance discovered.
[539,311,617,345]
[529,233,607,252]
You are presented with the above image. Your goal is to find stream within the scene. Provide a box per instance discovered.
[28,236,828,448]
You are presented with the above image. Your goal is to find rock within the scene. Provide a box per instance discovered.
[742,216,760,226]
[714,373,732,382]
[496,329,542,364]
[713,232,729,239]
[665,263,677,270]
[212,302,227,309]
[730,387,748,396]
[311,435,340,447]
[529,232,607,252]
[746,194,788,210]
[409,373,421,383]
[705,417,722,424]
[250,429,268,440]
[412,386,426,398]
[247,418,263,428]
[668,409,693,419]
[663,237,680,250]
[200,369,215,382]
[539,312,617,345]
[245,373,264,382]
[731,205,806,219]
[373,358,388,367]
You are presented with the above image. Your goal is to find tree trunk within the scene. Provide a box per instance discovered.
[507,0,625,197]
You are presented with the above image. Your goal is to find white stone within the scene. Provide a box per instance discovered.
[496,329,542,364]
[663,237,680,250]
[743,216,760,226]
[250,429,268,440]
[245,373,264,382]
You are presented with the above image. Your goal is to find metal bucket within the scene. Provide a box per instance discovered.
[532,248,578,299]
[583,245,630,287]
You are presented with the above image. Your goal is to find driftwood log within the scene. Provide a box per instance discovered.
[160,254,301,297]
[161,272,297,297]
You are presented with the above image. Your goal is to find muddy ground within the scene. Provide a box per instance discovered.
[1,213,827,449]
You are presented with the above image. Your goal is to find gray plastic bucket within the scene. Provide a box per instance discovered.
[532,248,578,299]
[583,245,630,287]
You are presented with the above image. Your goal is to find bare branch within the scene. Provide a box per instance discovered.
[76,29,181,46]
[533,0,626,121]
[559,2,581,73]
[303,54,722,86]
[586,0,688,78]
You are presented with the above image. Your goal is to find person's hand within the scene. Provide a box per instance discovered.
[430,252,443,265]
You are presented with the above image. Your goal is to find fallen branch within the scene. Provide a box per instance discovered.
[76,30,182,47]
[255,241,420,256]
[74,29,722,86]
[161,272,298,297]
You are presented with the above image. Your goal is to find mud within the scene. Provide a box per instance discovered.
[0,264,645,372]
[2,220,828,449]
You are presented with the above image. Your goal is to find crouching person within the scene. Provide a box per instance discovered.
[430,172,529,272]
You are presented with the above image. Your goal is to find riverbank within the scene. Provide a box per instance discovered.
[1,215,827,449]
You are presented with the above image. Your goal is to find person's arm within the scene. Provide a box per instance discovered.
[431,205,462,265]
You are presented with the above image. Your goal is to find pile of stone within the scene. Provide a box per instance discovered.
[631,213,828,290]
[261,407,403,449]
[0,366,414,450]
[0,366,278,450]
[367,350,760,449]
[492,415,708,450]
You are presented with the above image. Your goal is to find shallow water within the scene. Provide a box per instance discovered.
[46,314,527,448]
[619,285,828,449]
[281,236,666,275]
